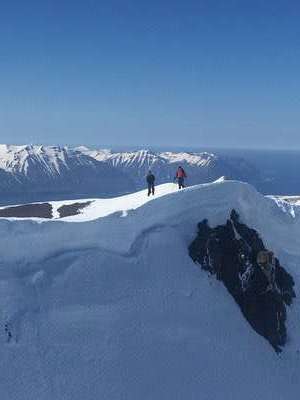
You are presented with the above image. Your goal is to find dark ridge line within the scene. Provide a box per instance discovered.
[0,200,94,219]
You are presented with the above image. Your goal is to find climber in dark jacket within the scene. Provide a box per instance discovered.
[146,170,155,196]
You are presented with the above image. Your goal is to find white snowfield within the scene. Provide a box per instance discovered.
[0,181,300,400]
[51,182,179,221]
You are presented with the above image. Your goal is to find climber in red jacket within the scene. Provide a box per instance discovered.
[175,166,187,189]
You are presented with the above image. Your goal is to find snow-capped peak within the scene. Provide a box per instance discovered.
[160,151,216,166]
[0,144,71,176]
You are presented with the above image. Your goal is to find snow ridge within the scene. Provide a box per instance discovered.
[0,181,300,399]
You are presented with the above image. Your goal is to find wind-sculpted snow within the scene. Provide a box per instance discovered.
[0,181,300,399]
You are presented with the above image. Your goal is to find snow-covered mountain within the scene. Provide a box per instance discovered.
[0,145,261,204]
[80,147,261,188]
[0,181,299,399]
[0,144,134,204]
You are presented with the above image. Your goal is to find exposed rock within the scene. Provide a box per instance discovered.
[189,209,296,352]
[58,201,93,218]
[0,203,52,219]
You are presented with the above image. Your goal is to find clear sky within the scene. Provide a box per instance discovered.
[0,0,299,149]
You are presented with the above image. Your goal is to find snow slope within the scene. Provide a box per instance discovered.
[50,182,179,221]
[0,181,300,400]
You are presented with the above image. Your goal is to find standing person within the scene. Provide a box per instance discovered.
[175,166,187,189]
[146,170,155,196]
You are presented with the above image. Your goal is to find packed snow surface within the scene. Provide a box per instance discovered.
[0,181,300,400]
[51,182,179,221]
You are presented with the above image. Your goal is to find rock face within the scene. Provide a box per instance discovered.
[0,203,53,219]
[189,210,296,352]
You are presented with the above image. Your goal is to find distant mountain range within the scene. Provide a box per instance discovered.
[0,144,267,204]
[79,147,260,189]
[0,145,132,204]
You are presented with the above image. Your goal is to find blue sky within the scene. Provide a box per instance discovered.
[0,0,299,149]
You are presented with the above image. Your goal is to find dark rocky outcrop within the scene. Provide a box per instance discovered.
[0,201,93,219]
[0,203,52,219]
[189,210,296,352]
[57,201,93,218]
